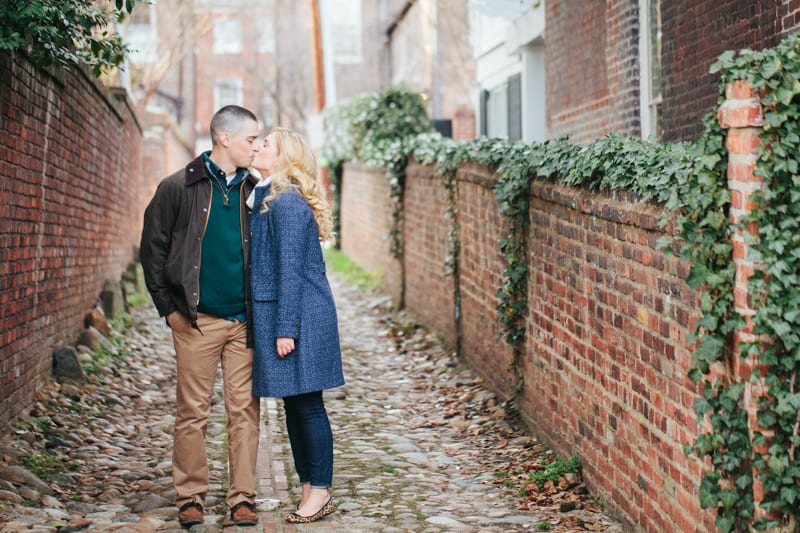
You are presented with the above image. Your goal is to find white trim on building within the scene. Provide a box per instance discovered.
[469,1,546,142]
[638,0,662,140]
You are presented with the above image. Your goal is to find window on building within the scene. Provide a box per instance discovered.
[639,0,662,139]
[213,18,243,54]
[486,83,508,138]
[258,19,275,54]
[330,0,362,64]
[479,74,522,139]
[214,79,243,110]
[124,3,158,64]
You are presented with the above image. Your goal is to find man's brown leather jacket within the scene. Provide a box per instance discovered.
[140,155,257,342]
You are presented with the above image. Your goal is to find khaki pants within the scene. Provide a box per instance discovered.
[171,313,260,508]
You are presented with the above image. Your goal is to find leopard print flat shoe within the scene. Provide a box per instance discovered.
[285,497,335,523]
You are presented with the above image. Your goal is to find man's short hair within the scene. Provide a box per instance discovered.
[210,105,258,144]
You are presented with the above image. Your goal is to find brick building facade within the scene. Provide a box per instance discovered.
[545,1,641,143]
[659,0,786,141]
[545,0,800,143]
[192,0,283,151]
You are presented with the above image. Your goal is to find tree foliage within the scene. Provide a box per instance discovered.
[0,0,141,76]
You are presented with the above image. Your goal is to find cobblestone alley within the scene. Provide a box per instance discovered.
[0,269,623,532]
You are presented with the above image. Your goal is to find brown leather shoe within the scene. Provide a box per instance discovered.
[231,501,259,526]
[178,501,204,527]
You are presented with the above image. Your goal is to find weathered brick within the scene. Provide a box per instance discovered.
[546,1,641,142]
[726,129,763,154]
[718,100,764,128]
[339,162,403,305]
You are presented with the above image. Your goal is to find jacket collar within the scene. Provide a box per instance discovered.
[184,155,257,186]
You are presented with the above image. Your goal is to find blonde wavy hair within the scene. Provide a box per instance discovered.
[258,127,333,242]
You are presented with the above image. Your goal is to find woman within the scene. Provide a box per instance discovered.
[249,127,345,524]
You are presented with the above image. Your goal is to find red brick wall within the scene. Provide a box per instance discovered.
[339,162,402,304]
[546,0,640,143]
[0,52,144,428]
[339,160,717,530]
[402,162,457,346]
[521,183,711,532]
[660,0,782,142]
[454,165,516,395]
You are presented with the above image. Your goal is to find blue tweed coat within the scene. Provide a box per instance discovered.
[250,185,345,398]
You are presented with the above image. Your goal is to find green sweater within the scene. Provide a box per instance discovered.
[197,181,246,317]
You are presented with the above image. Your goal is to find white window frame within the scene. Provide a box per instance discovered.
[213,18,243,54]
[639,0,662,140]
[214,78,243,110]
[330,0,362,64]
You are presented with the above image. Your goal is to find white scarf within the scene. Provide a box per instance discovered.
[246,168,272,210]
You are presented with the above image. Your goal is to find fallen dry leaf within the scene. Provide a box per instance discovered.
[583,521,605,531]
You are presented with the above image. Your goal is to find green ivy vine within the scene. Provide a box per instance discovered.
[710,34,800,532]
[321,85,433,261]
[398,131,695,399]
[667,91,751,533]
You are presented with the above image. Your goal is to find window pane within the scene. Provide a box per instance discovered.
[214,18,243,54]
[487,84,508,138]
[639,0,661,140]
[330,0,362,64]
[649,0,662,100]
[215,79,243,109]
[258,20,275,53]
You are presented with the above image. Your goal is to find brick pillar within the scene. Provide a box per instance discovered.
[718,80,787,529]
[719,80,765,375]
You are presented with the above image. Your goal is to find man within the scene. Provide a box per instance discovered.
[140,105,262,527]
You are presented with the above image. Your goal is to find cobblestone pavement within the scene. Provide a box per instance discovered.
[0,270,624,532]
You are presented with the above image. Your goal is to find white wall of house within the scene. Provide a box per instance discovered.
[522,43,546,142]
[469,1,545,142]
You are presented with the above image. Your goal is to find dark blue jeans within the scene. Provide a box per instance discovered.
[283,391,333,488]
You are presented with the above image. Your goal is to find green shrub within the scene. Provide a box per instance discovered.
[322,85,432,256]
[322,84,432,168]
